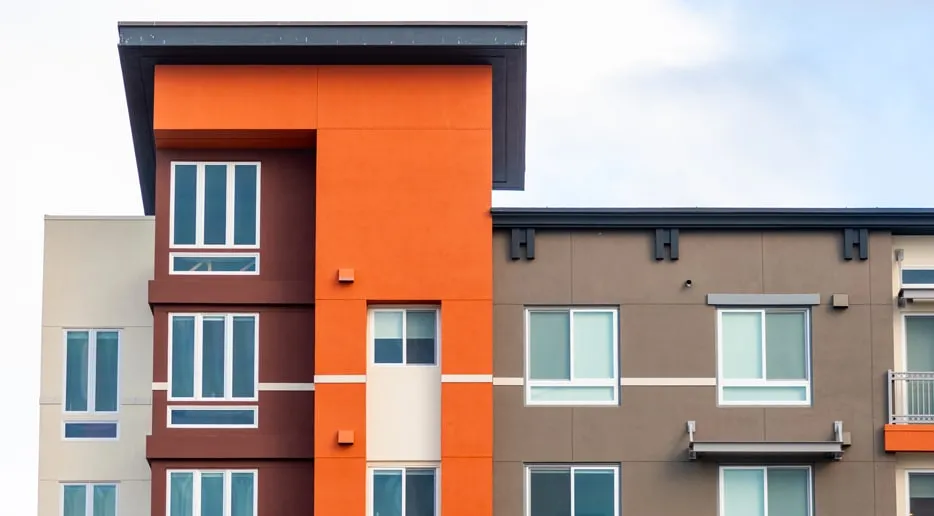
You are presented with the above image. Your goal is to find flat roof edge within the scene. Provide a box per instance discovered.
[117,21,528,28]
[45,215,154,221]
[491,207,934,232]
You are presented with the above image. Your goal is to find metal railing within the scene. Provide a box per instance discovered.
[889,370,934,423]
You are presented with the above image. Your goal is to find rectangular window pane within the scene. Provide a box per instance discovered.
[406,311,437,365]
[65,331,89,412]
[92,485,117,516]
[529,311,571,380]
[405,469,436,516]
[906,316,934,372]
[767,468,809,516]
[232,316,256,398]
[201,472,224,516]
[63,485,87,516]
[374,311,404,364]
[722,469,765,516]
[94,331,119,412]
[170,472,194,516]
[721,386,808,403]
[173,164,197,245]
[904,269,934,285]
[572,312,615,379]
[910,473,934,516]
[203,164,228,245]
[64,422,118,439]
[529,468,571,516]
[172,255,258,273]
[171,317,196,398]
[765,312,807,380]
[372,470,402,516]
[574,469,615,516]
[721,312,763,379]
[231,472,255,516]
[233,164,258,246]
[529,386,616,403]
[201,317,226,398]
[170,409,256,426]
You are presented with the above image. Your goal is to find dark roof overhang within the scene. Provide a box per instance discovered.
[491,207,934,233]
[118,21,528,215]
[686,420,849,462]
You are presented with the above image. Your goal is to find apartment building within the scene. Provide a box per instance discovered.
[35,19,934,516]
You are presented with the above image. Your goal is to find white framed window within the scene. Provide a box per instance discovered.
[63,330,120,440]
[370,467,438,516]
[525,465,619,516]
[168,470,256,516]
[525,308,619,406]
[717,309,811,406]
[902,267,934,288]
[167,406,258,429]
[169,252,259,275]
[719,466,812,516]
[168,314,258,401]
[907,470,934,516]
[369,308,439,366]
[62,483,117,516]
[170,162,261,249]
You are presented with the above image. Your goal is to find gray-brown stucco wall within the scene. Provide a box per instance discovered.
[491,229,897,516]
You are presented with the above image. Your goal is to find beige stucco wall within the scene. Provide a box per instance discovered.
[37,216,154,516]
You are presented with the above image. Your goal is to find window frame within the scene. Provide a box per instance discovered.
[368,306,441,367]
[524,307,620,407]
[168,252,261,276]
[167,313,260,402]
[61,329,121,415]
[716,308,812,407]
[901,266,934,288]
[524,464,621,516]
[165,469,258,516]
[167,405,259,429]
[61,482,119,516]
[61,420,120,441]
[905,469,934,516]
[718,465,813,516]
[169,161,262,250]
[368,465,440,516]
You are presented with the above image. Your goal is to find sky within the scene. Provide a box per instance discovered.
[3,0,934,511]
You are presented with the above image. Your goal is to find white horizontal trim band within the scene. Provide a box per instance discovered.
[441,374,493,383]
[154,382,317,391]
[314,374,367,384]
[258,383,315,391]
[491,377,717,387]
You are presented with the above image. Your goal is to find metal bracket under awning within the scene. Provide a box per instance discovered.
[687,420,849,462]
[898,288,934,308]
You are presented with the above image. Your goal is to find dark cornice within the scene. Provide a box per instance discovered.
[490,207,934,234]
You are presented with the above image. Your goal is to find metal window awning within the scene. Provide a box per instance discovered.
[686,421,849,462]
[898,288,934,307]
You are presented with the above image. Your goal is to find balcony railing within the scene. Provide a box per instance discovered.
[888,370,934,424]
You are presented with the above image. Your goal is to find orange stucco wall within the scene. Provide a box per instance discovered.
[153,64,495,516]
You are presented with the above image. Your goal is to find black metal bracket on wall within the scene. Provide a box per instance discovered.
[510,228,536,260]
[654,228,680,261]
[842,228,869,261]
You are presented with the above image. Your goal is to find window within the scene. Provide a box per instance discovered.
[170,253,259,275]
[63,330,119,439]
[526,465,619,516]
[903,268,934,288]
[525,308,619,405]
[170,162,260,275]
[167,406,258,429]
[168,470,256,516]
[717,309,810,406]
[371,308,439,365]
[169,314,258,401]
[371,467,438,516]
[908,472,934,516]
[62,483,117,516]
[720,466,811,516]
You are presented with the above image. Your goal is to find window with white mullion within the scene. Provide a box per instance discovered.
[168,470,257,516]
[169,314,257,401]
[526,308,619,405]
[171,162,260,249]
[64,329,119,414]
[526,465,619,516]
[718,308,810,406]
[720,466,811,516]
[371,467,438,516]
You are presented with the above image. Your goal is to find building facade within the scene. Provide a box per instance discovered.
[34,20,934,516]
